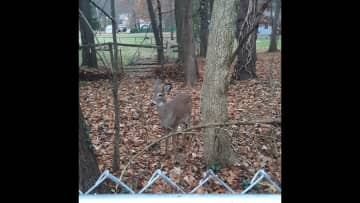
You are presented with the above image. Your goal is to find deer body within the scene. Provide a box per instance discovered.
[151,79,192,154]
[156,93,191,131]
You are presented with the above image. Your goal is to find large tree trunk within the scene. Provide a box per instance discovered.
[175,0,184,63]
[200,0,237,168]
[233,0,257,81]
[80,0,98,67]
[146,0,164,66]
[199,0,209,57]
[268,0,281,52]
[181,0,198,87]
[79,103,106,193]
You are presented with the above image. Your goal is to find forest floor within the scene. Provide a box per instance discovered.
[80,51,281,194]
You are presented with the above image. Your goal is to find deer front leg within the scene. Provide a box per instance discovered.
[173,129,180,165]
[164,128,174,156]
[182,115,191,149]
[164,128,170,155]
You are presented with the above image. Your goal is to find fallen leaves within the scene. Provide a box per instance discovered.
[169,167,182,183]
[79,52,281,193]
[183,175,197,188]
[225,170,238,185]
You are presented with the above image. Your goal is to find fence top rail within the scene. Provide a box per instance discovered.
[79,43,162,50]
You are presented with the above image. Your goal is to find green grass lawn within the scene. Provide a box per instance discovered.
[256,36,281,52]
[79,33,281,67]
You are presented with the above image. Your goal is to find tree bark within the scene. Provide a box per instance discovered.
[146,0,164,67]
[175,0,184,63]
[233,0,257,81]
[200,0,237,168]
[181,0,198,87]
[228,0,271,67]
[157,0,165,78]
[209,0,214,15]
[111,0,121,73]
[199,0,209,57]
[157,0,163,44]
[268,0,281,52]
[128,0,137,29]
[110,0,122,171]
[161,0,174,31]
[79,103,106,193]
[80,0,98,67]
[108,43,121,172]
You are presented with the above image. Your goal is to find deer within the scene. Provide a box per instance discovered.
[150,79,192,156]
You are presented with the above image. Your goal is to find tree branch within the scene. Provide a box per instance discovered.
[88,0,115,23]
[161,9,175,15]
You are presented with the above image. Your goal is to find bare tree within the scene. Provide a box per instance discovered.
[157,0,164,44]
[146,0,164,68]
[157,0,165,78]
[127,0,137,29]
[181,0,198,86]
[209,0,214,14]
[233,0,258,81]
[110,0,121,172]
[200,0,238,168]
[199,0,209,57]
[111,0,122,73]
[268,0,281,52]
[80,0,98,67]
[228,0,271,67]
[79,103,106,193]
[161,0,175,31]
[175,0,184,63]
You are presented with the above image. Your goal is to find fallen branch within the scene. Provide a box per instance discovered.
[119,131,198,180]
[161,9,175,15]
[119,118,280,180]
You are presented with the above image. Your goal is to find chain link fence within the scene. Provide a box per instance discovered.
[80,168,281,195]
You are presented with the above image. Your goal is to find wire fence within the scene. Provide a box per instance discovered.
[79,32,178,68]
[80,168,281,195]
[79,31,280,68]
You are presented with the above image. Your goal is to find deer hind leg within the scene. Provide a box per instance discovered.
[172,130,179,164]
[165,137,169,155]
[164,128,175,156]
[182,115,191,149]
[164,128,170,155]
[171,130,180,155]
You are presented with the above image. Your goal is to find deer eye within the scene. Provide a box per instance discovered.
[158,93,163,97]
